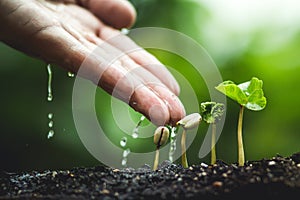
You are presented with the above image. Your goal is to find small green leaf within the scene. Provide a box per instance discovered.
[200,102,225,124]
[247,90,267,111]
[215,77,267,111]
[238,77,263,96]
[215,81,248,105]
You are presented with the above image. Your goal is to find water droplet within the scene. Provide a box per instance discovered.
[132,128,138,139]
[48,121,53,128]
[48,113,53,119]
[121,28,129,35]
[123,148,131,157]
[131,115,146,139]
[120,137,127,147]
[47,113,54,139]
[47,95,53,101]
[47,130,54,139]
[169,127,178,162]
[132,102,137,105]
[121,158,127,166]
[132,132,138,139]
[67,71,75,77]
[140,116,145,121]
[46,64,53,102]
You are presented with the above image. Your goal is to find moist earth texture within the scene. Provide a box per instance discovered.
[1,152,300,200]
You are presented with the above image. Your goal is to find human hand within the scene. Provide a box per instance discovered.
[0,0,185,126]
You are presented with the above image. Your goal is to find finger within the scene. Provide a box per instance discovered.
[95,61,171,126]
[88,34,185,125]
[79,0,136,29]
[78,51,171,126]
[51,27,172,125]
[146,84,186,125]
[98,26,181,96]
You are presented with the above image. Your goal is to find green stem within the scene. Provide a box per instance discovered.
[181,129,188,168]
[238,105,245,166]
[153,148,160,171]
[211,123,217,165]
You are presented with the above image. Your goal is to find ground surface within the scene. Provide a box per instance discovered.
[1,152,300,200]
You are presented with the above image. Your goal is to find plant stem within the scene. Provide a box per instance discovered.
[211,123,217,165]
[181,129,188,168]
[238,105,245,166]
[153,148,160,171]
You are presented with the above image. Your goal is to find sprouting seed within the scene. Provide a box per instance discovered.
[153,126,170,170]
[200,102,225,165]
[215,77,267,166]
[176,113,202,168]
[154,126,170,148]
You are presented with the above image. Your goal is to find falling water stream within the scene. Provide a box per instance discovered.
[46,66,75,139]
[119,115,146,167]
[132,116,145,139]
[169,127,178,162]
[46,64,55,139]
[120,136,129,167]
[47,113,54,139]
[46,64,53,102]
[46,65,174,165]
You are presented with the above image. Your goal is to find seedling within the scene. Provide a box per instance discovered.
[176,113,202,168]
[200,102,225,165]
[153,126,170,170]
[215,77,267,166]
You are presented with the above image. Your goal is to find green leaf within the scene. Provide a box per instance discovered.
[215,81,248,105]
[215,77,267,111]
[238,77,263,96]
[200,102,225,124]
[247,89,267,111]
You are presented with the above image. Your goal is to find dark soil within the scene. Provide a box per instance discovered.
[1,152,300,200]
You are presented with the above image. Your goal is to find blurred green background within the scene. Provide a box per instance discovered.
[1,0,300,171]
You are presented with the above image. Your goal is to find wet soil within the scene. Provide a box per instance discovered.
[1,152,300,200]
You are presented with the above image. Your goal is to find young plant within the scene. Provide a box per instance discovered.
[215,77,267,166]
[176,113,202,168]
[153,126,170,170]
[200,102,225,165]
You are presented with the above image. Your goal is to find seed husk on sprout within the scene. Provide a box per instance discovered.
[153,126,170,170]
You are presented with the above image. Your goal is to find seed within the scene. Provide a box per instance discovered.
[176,113,202,130]
[153,126,170,148]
